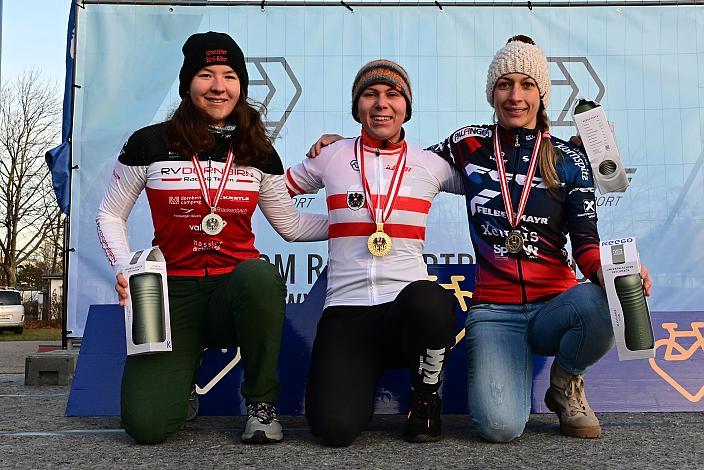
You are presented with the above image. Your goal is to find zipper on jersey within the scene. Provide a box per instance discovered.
[512,129,527,302]
[517,257,528,303]
[369,145,383,305]
[208,157,213,191]
[509,130,521,207]
[206,157,212,274]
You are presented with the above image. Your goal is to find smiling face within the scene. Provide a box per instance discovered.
[356,84,406,142]
[189,65,240,126]
[493,73,541,129]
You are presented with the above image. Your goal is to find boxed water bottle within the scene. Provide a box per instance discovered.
[122,247,172,356]
[599,237,654,360]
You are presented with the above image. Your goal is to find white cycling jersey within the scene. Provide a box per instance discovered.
[286,130,463,308]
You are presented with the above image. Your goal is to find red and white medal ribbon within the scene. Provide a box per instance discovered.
[354,137,408,256]
[191,144,236,214]
[355,137,408,230]
[492,126,542,229]
[191,144,235,236]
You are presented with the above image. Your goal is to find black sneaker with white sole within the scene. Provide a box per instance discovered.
[404,389,442,443]
[241,401,283,444]
[186,385,199,422]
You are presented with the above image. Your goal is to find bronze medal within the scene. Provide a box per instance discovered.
[505,229,524,254]
[492,127,543,257]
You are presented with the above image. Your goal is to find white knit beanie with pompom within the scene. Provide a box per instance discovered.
[485,37,551,108]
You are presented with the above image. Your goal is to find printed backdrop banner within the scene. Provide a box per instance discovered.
[69,4,704,337]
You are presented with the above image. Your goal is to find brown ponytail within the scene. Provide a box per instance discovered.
[535,102,561,190]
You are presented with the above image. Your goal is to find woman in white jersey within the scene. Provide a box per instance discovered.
[285,60,463,446]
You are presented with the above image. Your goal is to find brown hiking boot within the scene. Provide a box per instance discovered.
[544,361,602,438]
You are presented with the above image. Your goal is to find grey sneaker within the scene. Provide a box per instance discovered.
[241,401,283,444]
[544,361,601,438]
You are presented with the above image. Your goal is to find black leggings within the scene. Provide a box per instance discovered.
[304,280,457,447]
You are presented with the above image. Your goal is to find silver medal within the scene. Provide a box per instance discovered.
[201,213,225,236]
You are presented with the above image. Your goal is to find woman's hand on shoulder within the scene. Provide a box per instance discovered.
[306,134,345,158]
[115,273,129,307]
[569,135,585,151]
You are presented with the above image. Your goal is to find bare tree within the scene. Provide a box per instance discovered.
[0,71,62,287]
[16,214,65,288]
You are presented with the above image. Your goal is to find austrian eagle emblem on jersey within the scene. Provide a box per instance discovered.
[347,191,365,210]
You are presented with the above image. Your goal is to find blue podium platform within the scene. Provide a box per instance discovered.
[66,265,704,416]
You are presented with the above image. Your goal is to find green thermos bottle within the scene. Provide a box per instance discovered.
[614,273,654,351]
[574,98,598,115]
[129,272,166,345]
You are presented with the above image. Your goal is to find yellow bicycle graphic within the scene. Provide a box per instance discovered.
[648,322,704,403]
[428,274,472,348]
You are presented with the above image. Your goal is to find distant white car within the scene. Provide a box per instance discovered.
[0,289,24,334]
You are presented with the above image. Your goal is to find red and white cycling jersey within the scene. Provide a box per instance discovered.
[97,122,327,276]
[286,130,463,308]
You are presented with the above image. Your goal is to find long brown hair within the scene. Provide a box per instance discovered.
[535,102,561,189]
[165,94,273,165]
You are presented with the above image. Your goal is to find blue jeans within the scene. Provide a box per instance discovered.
[465,282,613,443]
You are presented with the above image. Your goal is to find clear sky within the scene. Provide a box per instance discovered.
[1,0,72,90]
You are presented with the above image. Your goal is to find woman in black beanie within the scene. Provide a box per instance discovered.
[96,31,327,445]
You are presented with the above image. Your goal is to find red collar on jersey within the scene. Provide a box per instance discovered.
[360,127,406,151]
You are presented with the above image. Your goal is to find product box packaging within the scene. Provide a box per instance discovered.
[599,237,654,360]
[573,103,629,194]
[122,247,172,356]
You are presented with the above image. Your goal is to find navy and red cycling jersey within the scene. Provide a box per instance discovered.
[429,124,601,305]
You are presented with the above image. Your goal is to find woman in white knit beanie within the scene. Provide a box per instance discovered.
[457,35,611,441]
[450,35,650,444]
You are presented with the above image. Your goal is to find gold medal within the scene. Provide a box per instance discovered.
[355,137,408,260]
[368,223,392,257]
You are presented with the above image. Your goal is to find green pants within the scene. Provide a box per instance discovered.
[121,259,286,444]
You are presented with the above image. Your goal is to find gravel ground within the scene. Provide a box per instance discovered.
[1,341,703,469]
